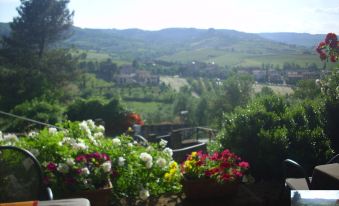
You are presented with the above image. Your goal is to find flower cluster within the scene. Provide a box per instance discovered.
[0,120,182,202]
[316,33,338,62]
[181,149,250,184]
[44,152,113,191]
[126,112,144,127]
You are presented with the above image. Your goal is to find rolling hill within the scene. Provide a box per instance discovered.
[0,22,325,67]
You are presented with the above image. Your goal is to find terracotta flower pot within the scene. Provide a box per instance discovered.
[62,182,112,206]
[182,178,239,199]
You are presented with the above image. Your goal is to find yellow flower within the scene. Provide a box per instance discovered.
[164,172,171,181]
[127,127,133,132]
[169,161,178,169]
[191,152,197,158]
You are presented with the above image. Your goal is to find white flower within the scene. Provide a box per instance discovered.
[159,139,168,148]
[127,143,133,147]
[156,158,167,168]
[139,188,150,200]
[97,125,105,132]
[163,147,173,157]
[29,149,39,157]
[86,119,95,129]
[118,157,126,166]
[101,161,112,172]
[28,131,38,138]
[315,79,321,86]
[112,138,121,146]
[133,141,138,145]
[146,146,154,152]
[0,131,2,139]
[48,127,57,134]
[79,121,88,130]
[139,152,153,162]
[81,167,90,175]
[145,161,153,169]
[66,158,75,166]
[93,132,104,138]
[3,133,18,142]
[57,163,69,174]
[72,142,88,150]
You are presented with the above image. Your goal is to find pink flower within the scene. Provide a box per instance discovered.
[102,153,110,161]
[47,162,57,171]
[239,161,250,169]
[210,152,219,160]
[76,155,87,162]
[232,169,243,177]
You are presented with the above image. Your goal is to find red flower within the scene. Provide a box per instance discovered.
[232,169,243,177]
[220,161,230,169]
[75,155,87,162]
[210,152,219,160]
[325,33,337,48]
[126,113,144,127]
[330,55,337,62]
[316,42,326,53]
[205,167,219,177]
[239,161,250,169]
[320,52,327,61]
[47,162,57,171]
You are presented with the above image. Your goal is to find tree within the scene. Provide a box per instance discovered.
[291,191,301,205]
[2,0,74,58]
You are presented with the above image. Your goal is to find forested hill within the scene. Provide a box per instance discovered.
[258,32,325,47]
[0,22,325,66]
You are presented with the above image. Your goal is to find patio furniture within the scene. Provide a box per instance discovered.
[283,154,339,190]
[311,163,339,190]
[172,142,207,163]
[283,159,311,190]
[0,146,53,203]
[0,198,90,206]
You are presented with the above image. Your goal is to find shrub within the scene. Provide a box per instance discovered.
[2,99,64,132]
[216,95,333,180]
[66,98,129,135]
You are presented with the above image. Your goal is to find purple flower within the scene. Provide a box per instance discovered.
[47,162,57,171]
[76,155,87,162]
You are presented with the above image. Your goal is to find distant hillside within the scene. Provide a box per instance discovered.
[0,22,324,67]
[258,32,325,48]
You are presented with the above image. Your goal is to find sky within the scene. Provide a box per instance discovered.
[292,190,339,200]
[1,0,339,34]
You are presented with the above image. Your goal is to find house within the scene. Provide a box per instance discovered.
[114,65,159,86]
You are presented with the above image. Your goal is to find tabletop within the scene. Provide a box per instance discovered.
[311,163,339,190]
[0,199,90,206]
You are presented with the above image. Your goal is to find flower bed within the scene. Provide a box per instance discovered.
[0,120,182,204]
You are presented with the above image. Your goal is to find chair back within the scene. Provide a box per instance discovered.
[172,142,207,163]
[0,146,45,202]
[283,159,311,189]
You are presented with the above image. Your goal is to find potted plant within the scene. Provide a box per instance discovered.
[0,119,183,205]
[180,149,250,199]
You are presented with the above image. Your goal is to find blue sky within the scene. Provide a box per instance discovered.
[1,0,339,34]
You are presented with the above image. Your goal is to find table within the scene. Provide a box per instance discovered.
[311,163,339,190]
[0,199,90,206]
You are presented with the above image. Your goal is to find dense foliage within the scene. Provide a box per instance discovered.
[214,94,333,179]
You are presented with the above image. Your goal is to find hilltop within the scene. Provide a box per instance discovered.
[0,23,325,67]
